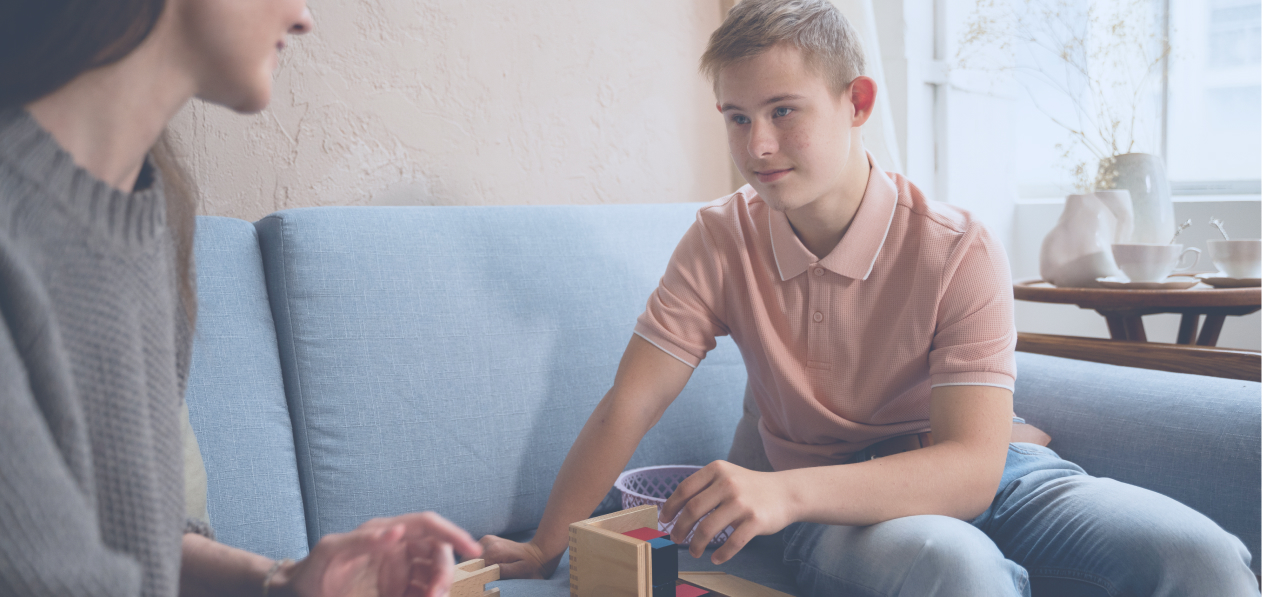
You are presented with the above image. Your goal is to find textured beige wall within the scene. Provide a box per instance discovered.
[170,1,732,221]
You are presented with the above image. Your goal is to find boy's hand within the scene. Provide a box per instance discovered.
[477,535,554,580]
[658,460,797,565]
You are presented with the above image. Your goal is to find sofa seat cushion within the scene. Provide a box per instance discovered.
[186,216,310,560]
[254,205,746,545]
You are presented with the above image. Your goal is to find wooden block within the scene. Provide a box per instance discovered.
[572,507,787,597]
[456,559,487,573]
[678,572,793,597]
[570,505,658,597]
[570,521,650,596]
[451,559,500,597]
[586,505,660,534]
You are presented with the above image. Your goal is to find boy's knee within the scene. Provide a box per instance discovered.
[903,520,1022,588]
[790,516,1027,596]
[1121,514,1256,594]
[1158,524,1254,590]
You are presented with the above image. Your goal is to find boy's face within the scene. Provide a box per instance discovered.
[716,44,864,213]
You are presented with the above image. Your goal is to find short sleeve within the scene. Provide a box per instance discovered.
[633,215,730,368]
[928,224,1017,390]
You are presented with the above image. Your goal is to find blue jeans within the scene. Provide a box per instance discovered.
[782,443,1258,596]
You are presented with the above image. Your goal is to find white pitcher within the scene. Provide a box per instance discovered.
[1039,190,1135,288]
[1097,153,1174,245]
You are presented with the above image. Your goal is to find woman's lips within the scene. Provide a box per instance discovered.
[756,168,792,183]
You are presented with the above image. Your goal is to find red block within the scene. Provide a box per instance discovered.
[675,584,709,597]
[622,526,668,541]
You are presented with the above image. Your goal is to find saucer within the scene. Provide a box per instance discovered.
[1096,276,1201,290]
[1196,273,1262,288]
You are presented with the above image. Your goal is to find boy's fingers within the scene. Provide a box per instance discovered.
[710,520,756,565]
[660,467,712,524]
[689,504,740,559]
[671,488,725,548]
[498,559,548,580]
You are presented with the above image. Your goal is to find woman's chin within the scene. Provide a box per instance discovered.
[234,93,271,114]
[200,84,272,115]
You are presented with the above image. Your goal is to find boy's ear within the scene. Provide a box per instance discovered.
[848,76,877,127]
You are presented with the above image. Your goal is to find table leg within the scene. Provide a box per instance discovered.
[1104,315,1129,340]
[1122,316,1147,342]
[1196,314,1226,346]
[1176,313,1201,345]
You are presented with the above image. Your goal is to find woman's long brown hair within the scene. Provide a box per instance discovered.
[1,0,198,325]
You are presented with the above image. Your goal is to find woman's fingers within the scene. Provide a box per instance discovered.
[415,543,454,597]
[391,512,482,560]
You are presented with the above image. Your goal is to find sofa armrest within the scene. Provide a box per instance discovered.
[1013,352,1261,574]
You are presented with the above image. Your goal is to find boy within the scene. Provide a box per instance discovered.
[481,1,1256,595]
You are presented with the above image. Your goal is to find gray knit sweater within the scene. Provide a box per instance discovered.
[0,108,193,597]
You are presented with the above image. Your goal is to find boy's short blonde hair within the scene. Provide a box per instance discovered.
[700,0,866,96]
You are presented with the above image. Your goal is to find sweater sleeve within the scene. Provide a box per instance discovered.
[0,312,141,595]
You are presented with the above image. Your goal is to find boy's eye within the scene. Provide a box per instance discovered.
[731,114,750,125]
[773,107,793,118]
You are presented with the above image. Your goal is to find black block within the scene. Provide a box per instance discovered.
[647,536,679,588]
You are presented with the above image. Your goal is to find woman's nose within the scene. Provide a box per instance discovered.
[291,7,314,35]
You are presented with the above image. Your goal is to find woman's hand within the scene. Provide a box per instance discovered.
[273,511,482,597]
[476,535,554,580]
[658,461,798,565]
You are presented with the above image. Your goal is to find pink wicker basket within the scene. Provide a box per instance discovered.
[614,465,733,547]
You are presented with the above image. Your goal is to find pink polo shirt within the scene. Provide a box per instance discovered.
[634,159,1016,471]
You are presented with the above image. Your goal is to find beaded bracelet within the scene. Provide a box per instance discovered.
[262,559,293,597]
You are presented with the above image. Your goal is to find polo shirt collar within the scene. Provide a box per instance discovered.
[769,153,899,281]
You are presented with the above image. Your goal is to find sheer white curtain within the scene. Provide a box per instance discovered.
[828,0,904,174]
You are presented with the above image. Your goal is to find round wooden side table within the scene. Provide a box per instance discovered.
[1013,279,1262,346]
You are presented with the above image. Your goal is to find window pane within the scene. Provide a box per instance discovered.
[1167,0,1262,182]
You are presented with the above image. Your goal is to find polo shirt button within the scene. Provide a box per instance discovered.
[813,312,823,323]
[814,268,824,276]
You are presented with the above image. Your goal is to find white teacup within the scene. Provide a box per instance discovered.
[1207,240,1262,279]
[1111,244,1200,283]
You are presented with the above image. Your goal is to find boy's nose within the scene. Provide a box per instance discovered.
[748,120,777,158]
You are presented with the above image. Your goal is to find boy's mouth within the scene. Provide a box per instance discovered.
[755,168,792,184]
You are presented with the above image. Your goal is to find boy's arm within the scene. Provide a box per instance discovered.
[662,383,1012,564]
[479,333,695,579]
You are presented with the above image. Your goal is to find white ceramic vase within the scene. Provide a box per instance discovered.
[1096,153,1175,244]
[1039,191,1134,287]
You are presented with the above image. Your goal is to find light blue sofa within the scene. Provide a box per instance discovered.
[184,206,1261,595]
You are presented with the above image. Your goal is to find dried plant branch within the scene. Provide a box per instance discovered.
[956,0,1171,191]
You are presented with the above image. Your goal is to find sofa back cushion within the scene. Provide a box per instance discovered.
[1014,352,1261,574]
[255,206,746,544]
[186,216,309,559]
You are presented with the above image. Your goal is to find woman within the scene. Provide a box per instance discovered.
[0,0,481,595]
